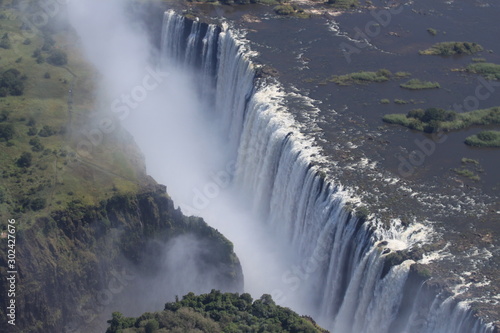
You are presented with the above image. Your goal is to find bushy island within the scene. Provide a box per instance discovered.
[400,78,440,90]
[106,290,328,333]
[466,62,500,80]
[419,41,483,56]
[0,2,243,332]
[465,131,500,148]
[383,106,500,133]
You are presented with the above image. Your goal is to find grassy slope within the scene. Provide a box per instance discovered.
[0,4,147,229]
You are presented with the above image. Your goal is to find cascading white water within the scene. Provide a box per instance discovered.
[158,10,495,333]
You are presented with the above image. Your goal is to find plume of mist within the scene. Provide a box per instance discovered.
[67,0,307,325]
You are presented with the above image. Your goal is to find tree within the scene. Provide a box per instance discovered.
[29,137,44,152]
[145,319,159,333]
[477,131,497,142]
[30,198,46,211]
[38,125,57,137]
[106,312,135,333]
[0,123,14,140]
[0,68,25,96]
[16,152,32,168]
[420,108,455,122]
[0,33,11,49]
[407,109,425,120]
[47,49,68,66]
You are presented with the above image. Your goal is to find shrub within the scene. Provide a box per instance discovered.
[427,28,437,36]
[27,127,38,136]
[41,35,55,52]
[0,68,25,96]
[465,131,500,147]
[407,109,425,120]
[47,49,68,66]
[30,198,46,211]
[0,123,14,140]
[400,78,440,90]
[38,125,57,137]
[466,62,500,80]
[16,152,32,168]
[29,137,44,152]
[419,41,483,56]
[274,4,295,15]
[380,99,390,104]
[477,131,497,141]
[0,110,9,122]
[421,108,456,122]
[452,168,480,181]
[332,70,391,85]
[144,319,160,333]
[394,99,409,104]
[395,71,411,78]
[376,69,392,78]
[0,32,10,49]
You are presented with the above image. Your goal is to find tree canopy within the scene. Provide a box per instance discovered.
[106,290,328,333]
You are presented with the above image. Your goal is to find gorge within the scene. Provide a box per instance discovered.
[111,5,497,333]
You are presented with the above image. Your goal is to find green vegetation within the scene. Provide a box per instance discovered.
[0,68,26,96]
[47,49,68,66]
[106,291,327,333]
[0,123,15,140]
[16,152,33,167]
[0,3,143,222]
[380,99,390,104]
[400,78,440,90]
[273,4,310,18]
[461,158,480,165]
[452,168,480,181]
[394,71,411,78]
[0,4,246,333]
[454,157,483,180]
[427,28,437,36]
[328,0,359,9]
[0,32,11,49]
[466,62,500,80]
[383,106,500,133]
[465,131,500,147]
[394,99,409,105]
[419,41,483,56]
[472,57,486,63]
[331,69,392,85]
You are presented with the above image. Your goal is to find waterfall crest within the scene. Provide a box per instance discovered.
[159,10,495,333]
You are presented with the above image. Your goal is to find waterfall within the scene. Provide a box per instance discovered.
[159,10,495,333]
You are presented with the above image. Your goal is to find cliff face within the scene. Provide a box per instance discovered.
[0,185,243,333]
